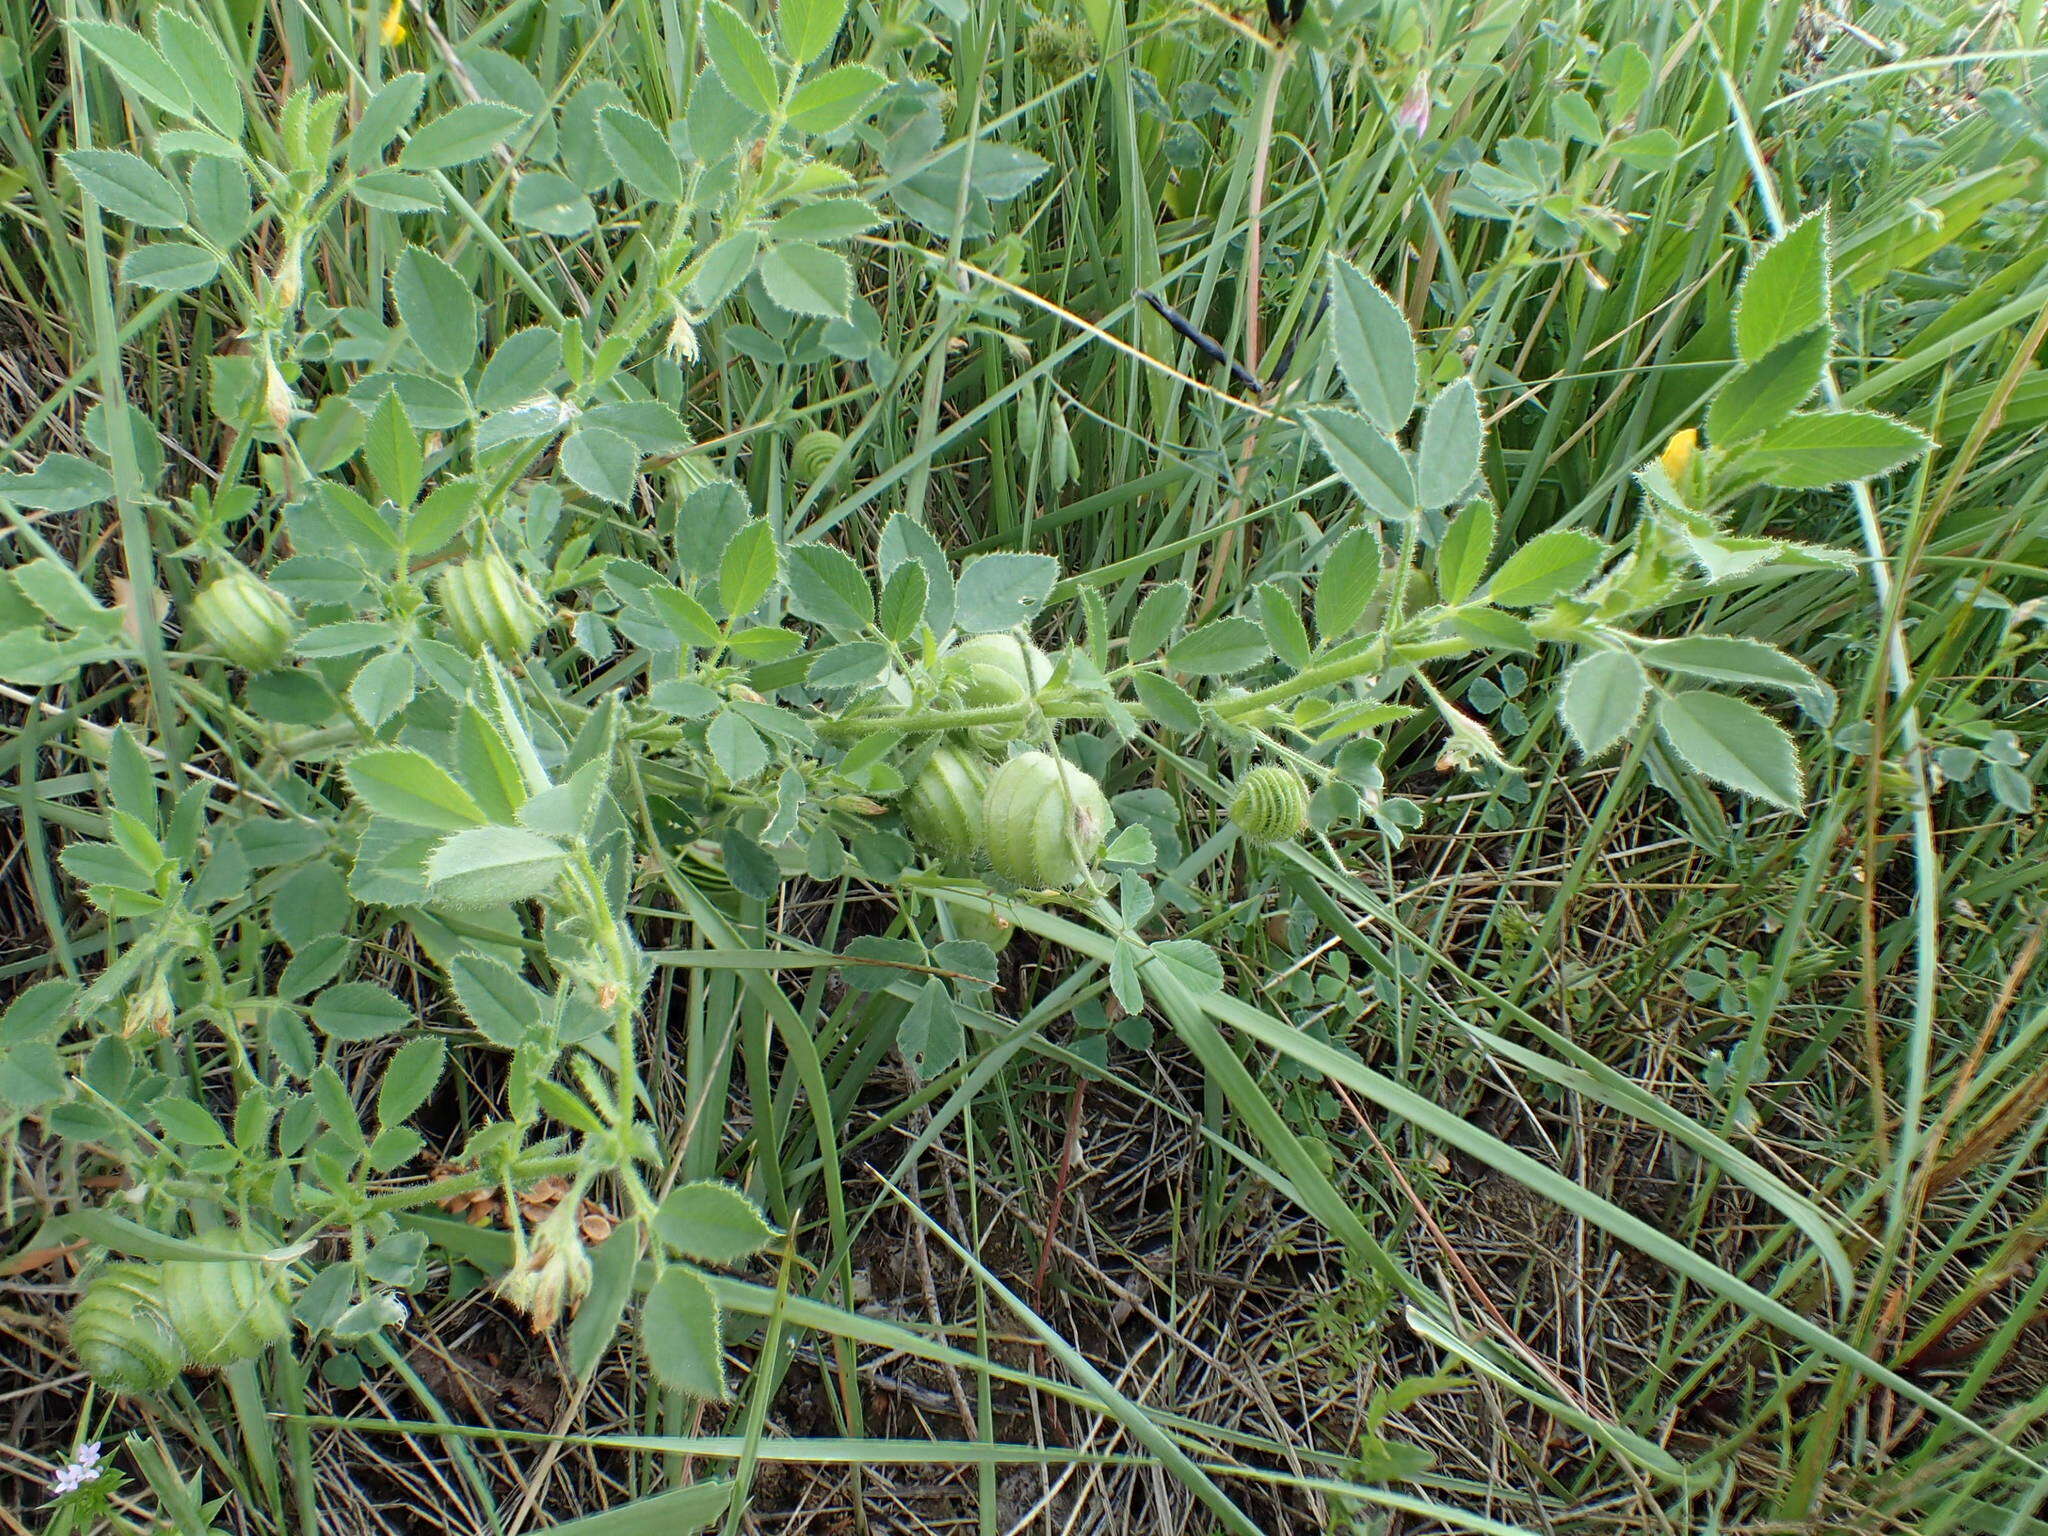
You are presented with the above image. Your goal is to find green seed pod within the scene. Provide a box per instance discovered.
[71,1262,187,1395]
[902,745,991,865]
[1022,17,1097,75]
[947,662,1028,753]
[161,1241,292,1371]
[1230,765,1311,846]
[949,904,1015,953]
[941,636,1053,749]
[954,661,1030,713]
[944,634,1053,695]
[982,750,1111,889]
[790,429,846,486]
[438,551,545,659]
[1046,397,1076,488]
[187,567,294,672]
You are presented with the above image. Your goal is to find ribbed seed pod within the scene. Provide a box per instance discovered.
[437,551,545,659]
[71,1262,186,1395]
[790,429,846,486]
[953,661,1030,714]
[160,1251,292,1371]
[942,636,1052,749]
[944,634,1052,694]
[187,567,295,672]
[902,745,991,865]
[982,751,1111,889]
[947,662,1027,753]
[1229,765,1311,845]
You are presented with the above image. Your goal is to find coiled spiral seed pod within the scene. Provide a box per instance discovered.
[160,1244,292,1371]
[982,750,1111,889]
[941,635,1053,749]
[187,567,295,672]
[1229,765,1311,846]
[790,429,846,487]
[437,550,545,659]
[953,661,1029,713]
[70,1262,186,1395]
[901,745,991,865]
[944,634,1052,694]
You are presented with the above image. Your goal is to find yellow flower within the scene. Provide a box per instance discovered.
[1658,427,1698,486]
[379,0,408,46]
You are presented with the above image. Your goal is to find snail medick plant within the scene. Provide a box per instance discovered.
[68,1265,184,1396]
[13,201,1913,1410]
[159,1247,293,1371]
[68,1241,295,1393]
[789,427,847,486]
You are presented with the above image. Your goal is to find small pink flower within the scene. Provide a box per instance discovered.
[50,1443,103,1497]
[1395,76,1431,135]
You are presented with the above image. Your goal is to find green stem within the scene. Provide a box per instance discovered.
[65,7,184,769]
[815,635,1394,741]
[358,1155,585,1216]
